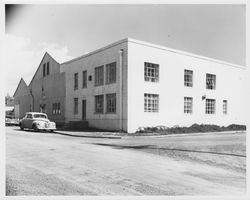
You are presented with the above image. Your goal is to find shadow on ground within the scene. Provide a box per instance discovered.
[93,143,246,157]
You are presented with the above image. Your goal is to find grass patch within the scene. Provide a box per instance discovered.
[135,124,246,135]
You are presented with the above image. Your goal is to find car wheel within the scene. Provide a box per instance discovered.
[50,130,54,133]
[32,124,38,132]
[20,123,24,130]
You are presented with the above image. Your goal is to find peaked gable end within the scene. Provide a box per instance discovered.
[29,52,60,86]
[13,78,30,97]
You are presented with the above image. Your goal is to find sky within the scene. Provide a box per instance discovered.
[4,4,246,96]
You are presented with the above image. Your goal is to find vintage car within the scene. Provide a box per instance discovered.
[19,112,56,132]
[5,117,20,126]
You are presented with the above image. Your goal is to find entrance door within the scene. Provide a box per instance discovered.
[82,100,86,120]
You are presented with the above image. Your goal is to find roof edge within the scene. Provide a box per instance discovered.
[126,38,245,69]
[61,37,245,69]
[61,38,129,65]
[13,78,28,97]
[28,52,59,87]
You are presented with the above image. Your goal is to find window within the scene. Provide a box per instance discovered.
[223,100,228,115]
[106,93,116,113]
[43,64,46,77]
[47,62,50,75]
[52,104,55,115]
[52,103,61,115]
[144,93,159,112]
[95,66,104,86]
[184,97,193,114]
[26,114,32,119]
[206,99,216,114]
[144,62,159,82]
[40,104,46,113]
[106,62,116,84]
[74,98,78,114]
[74,73,78,90]
[34,114,47,119]
[95,95,104,113]
[206,73,216,90]
[184,69,193,87]
[82,70,87,88]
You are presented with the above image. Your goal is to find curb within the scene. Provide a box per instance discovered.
[53,131,122,139]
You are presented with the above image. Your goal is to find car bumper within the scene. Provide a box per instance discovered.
[36,124,56,130]
[37,127,56,130]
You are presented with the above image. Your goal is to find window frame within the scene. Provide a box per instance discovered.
[47,62,50,75]
[74,73,78,90]
[184,69,193,87]
[206,73,216,90]
[205,98,216,114]
[184,97,193,114]
[144,62,159,82]
[82,70,87,88]
[95,65,104,86]
[74,98,78,115]
[106,62,116,85]
[52,102,61,115]
[43,64,46,77]
[223,100,228,115]
[144,93,159,112]
[106,93,116,113]
[95,95,104,114]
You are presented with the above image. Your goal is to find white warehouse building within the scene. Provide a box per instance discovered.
[59,38,246,133]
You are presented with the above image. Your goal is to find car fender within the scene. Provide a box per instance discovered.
[32,120,43,128]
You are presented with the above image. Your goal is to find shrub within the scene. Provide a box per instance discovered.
[135,123,246,134]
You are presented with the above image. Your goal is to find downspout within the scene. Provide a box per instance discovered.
[30,89,34,111]
[119,49,124,131]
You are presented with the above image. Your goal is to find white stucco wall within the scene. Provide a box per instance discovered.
[127,39,247,133]
[60,40,128,131]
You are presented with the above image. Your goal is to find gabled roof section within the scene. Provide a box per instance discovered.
[28,52,60,87]
[13,78,30,97]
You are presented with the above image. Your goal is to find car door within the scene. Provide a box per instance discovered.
[25,114,33,129]
[22,114,28,128]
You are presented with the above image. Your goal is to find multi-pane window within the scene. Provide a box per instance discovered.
[47,62,50,75]
[82,70,87,88]
[74,73,78,90]
[52,103,61,115]
[74,98,78,115]
[206,99,216,114]
[206,73,216,90]
[95,65,104,86]
[106,62,116,84]
[223,100,228,115]
[184,97,193,114]
[144,62,159,82]
[43,64,46,77]
[184,69,193,87]
[144,93,159,112]
[95,95,104,113]
[106,93,116,113]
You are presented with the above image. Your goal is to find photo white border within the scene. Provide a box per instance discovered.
[0,0,248,200]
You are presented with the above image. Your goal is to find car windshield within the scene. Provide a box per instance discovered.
[33,114,47,119]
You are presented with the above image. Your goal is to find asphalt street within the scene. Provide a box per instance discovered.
[6,127,246,195]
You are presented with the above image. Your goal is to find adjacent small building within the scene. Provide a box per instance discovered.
[13,53,66,125]
[13,38,247,132]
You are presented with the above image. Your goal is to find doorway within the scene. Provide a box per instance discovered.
[82,100,86,120]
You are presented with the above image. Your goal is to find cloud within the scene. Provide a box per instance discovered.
[3,34,74,96]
